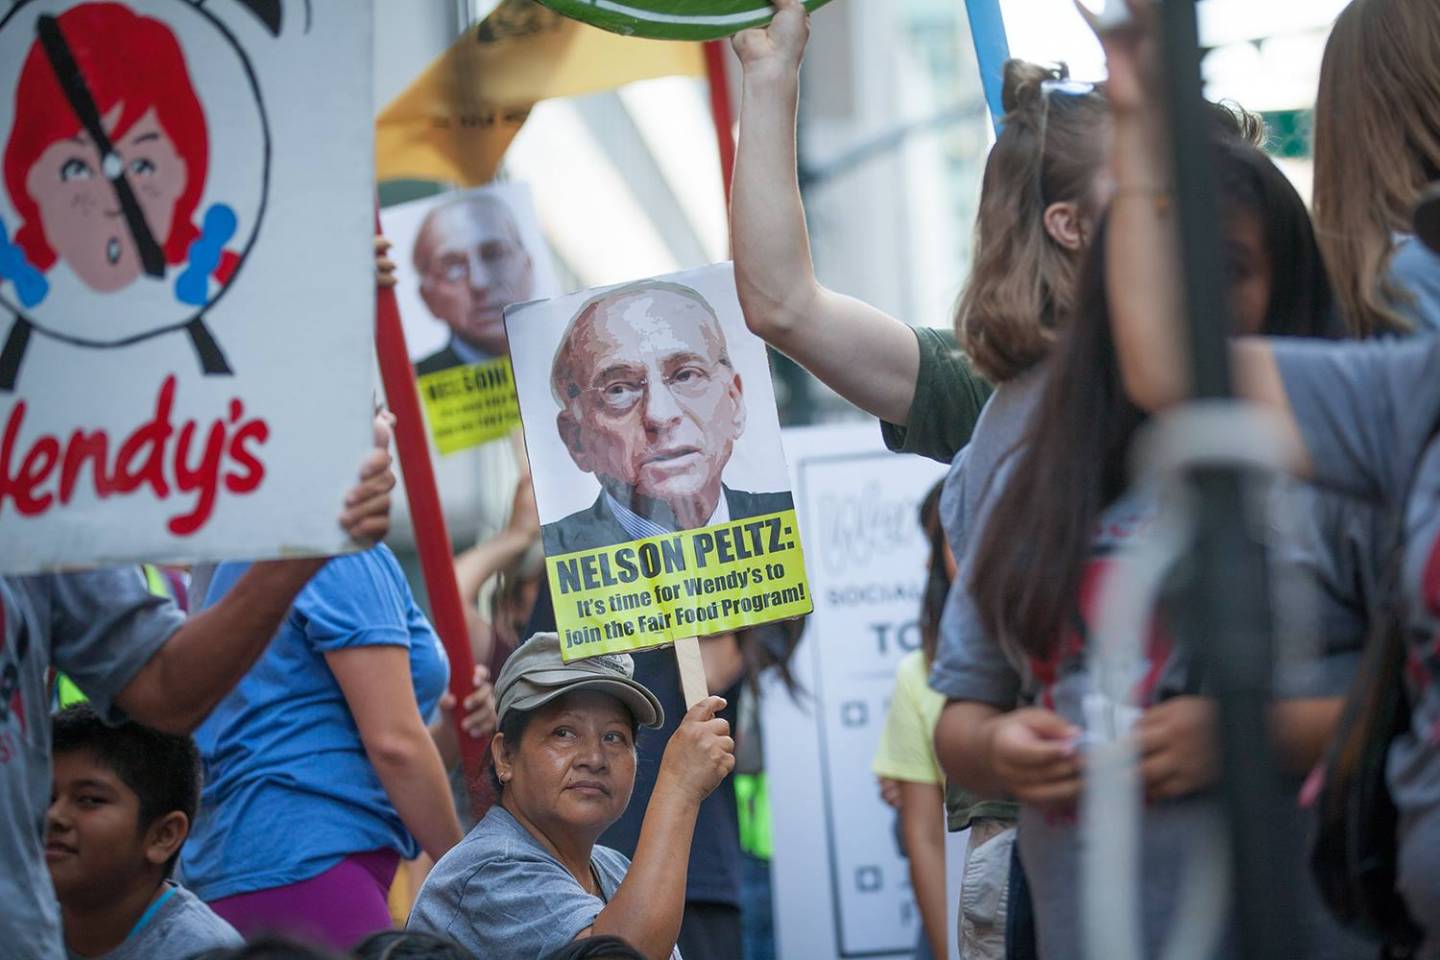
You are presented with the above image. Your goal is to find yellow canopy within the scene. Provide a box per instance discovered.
[376,0,706,187]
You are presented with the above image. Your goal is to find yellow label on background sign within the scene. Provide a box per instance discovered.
[417,357,522,454]
[549,508,813,661]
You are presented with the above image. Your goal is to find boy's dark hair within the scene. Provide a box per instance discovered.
[51,704,201,875]
[353,930,479,960]
[541,936,648,960]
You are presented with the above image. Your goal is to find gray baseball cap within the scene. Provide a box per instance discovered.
[495,633,665,729]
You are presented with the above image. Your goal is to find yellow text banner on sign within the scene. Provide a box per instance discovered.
[549,509,813,661]
[416,357,522,454]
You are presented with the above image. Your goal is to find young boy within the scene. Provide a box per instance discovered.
[47,705,243,959]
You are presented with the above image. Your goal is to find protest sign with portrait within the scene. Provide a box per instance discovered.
[381,183,559,455]
[0,0,375,573]
[507,261,812,660]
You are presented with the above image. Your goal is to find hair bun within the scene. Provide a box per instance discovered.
[1001,59,1069,116]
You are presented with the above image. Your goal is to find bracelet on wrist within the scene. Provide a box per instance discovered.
[1112,186,1172,216]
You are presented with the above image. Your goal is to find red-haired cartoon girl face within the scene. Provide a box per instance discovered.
[4,2,209,293]
[25,103,190,292]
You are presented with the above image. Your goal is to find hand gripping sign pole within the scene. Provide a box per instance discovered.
[1149,3,1300,956]
[374,209,488,810]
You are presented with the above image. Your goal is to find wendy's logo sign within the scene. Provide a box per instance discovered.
[0,0,375,575]
[0,0,272,389]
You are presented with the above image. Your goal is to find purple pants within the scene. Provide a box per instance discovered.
[208,849,400,949]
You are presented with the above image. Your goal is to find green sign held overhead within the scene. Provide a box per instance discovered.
[534,0,836,41]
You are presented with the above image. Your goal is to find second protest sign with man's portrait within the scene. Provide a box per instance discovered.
[507,262,812,660]
[381,183,559,455]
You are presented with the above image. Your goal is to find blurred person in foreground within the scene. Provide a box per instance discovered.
[1097,0,1440,952]
[190,936,346,960]
[408,633,735,960]
[542,937,649,960]
[1312,0,1440,336]
[353,929,478,960]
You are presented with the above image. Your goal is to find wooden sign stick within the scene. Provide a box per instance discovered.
[675,635,709,709]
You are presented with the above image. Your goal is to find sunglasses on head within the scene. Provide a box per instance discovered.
[1036,77,1101,206]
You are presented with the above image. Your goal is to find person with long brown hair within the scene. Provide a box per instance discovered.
[934,120,1383,956]
[730,0,1109,463]
[731,5,1117,953]
[1081,1,1440,951]
[1313,0,1440,336]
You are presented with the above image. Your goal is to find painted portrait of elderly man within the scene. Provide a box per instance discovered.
[541,279,793,555]
[411,192,535,375]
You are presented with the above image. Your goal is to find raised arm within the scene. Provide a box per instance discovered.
[329,644,465,860]
[731,0,924,425]
[117,418,395,733]
[585,697,735,960]
[1089,3,1307,467]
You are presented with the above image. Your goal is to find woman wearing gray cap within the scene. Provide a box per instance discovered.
[407,632,734,960]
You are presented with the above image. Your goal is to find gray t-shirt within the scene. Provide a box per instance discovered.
[1388,234,1440,332]
[929,365,1045,706]
[1273,332,1440,947]
[932,361,1381,959]
[409,805,682,960]
[1,570,182,960]
[66,882,242,960]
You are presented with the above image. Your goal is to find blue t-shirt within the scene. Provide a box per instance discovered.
[180,545,449,900]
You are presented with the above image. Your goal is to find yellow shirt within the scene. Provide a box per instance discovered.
[871,650,945,785]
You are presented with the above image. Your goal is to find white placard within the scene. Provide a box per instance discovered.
[505,261,809,658]
[0,0,374,573]
[381,182,559,371]
[764,422,966,959]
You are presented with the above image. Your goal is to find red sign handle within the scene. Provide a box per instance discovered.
[704,40,736,215]
[374,208,489,815]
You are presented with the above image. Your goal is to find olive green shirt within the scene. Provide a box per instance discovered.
[878,326,994,464]
[880,326,1016,829]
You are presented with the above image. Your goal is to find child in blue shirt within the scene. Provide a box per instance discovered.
[47,705,241,960]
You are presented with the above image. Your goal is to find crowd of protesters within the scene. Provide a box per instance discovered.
[9,0,1440,958]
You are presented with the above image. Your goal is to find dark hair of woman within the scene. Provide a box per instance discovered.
[187,936,346,960]
[352,930,479,960]
[918,481,948,667]
[540,935,649,960]
[969,132,1343,660]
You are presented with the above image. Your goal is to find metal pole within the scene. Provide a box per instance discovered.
[1155,3,1300,957]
